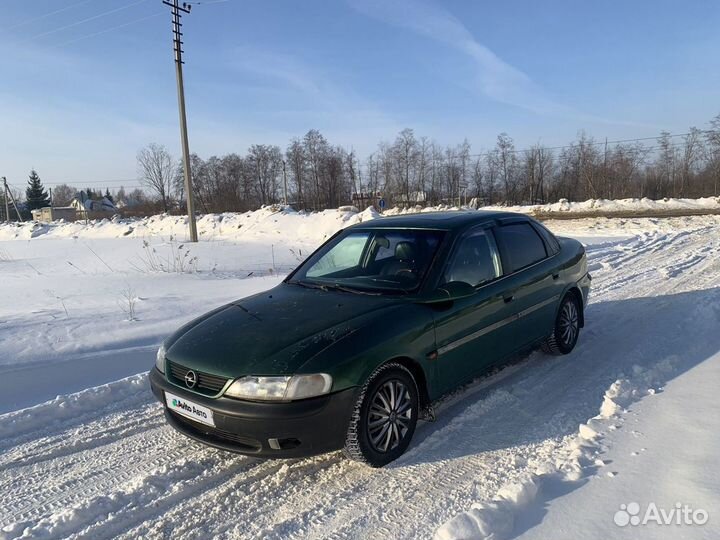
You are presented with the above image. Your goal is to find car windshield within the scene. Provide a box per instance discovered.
[289,228,445,294]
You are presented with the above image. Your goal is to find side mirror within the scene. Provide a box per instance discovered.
[419,281,475,304]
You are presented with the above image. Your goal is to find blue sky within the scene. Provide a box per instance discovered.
[1,0,719,190]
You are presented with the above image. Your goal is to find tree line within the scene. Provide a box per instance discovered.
[135,112,719,213]
[8,114,718,220]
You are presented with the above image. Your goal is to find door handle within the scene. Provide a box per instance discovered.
[552,273,560,280]
[503,295,514,303]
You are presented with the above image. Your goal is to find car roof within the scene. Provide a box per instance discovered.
[349,210,530,231]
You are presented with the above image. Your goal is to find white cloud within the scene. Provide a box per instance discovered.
[349,0,662,131]
[349,0,562,113]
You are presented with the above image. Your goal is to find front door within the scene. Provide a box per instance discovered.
[431,227,518,393]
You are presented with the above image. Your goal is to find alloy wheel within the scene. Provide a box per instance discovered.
[559,299,579,347]
[367,380,413,453]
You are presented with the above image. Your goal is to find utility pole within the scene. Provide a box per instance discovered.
[2,177,8,223]
[162,0,198,242]
[2,177,23,223]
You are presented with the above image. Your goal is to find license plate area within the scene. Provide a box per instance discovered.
[165,391,215,427]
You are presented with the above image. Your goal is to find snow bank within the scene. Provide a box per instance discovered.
[494,196,720,215]
[0,374,149,444]
[381,196,720,218]
[0,205,380,242]
[2,197,718,242]
[433,357,682,540]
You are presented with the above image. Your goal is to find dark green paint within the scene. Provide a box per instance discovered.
[162,211,589,402]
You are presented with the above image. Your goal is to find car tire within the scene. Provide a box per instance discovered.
[343,362,419,467]
[542,292,581,355]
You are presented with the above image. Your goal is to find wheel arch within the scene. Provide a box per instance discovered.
[564,286,585,328]
[384,356,431,408]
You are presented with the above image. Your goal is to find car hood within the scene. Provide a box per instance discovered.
[165,283,402,378]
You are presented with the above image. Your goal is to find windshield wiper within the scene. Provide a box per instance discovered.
[292,280,328,291]
[323,283,382,296]
[292,280,381,296]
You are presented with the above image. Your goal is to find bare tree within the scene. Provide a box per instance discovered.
[286,139,306,208]
[679,127,702,197]
[484,149,499,204]
[324,147,347,208]
[495,133,517,203]
[51,184,77,206]
[303,129,328,210]
[522,147,539,204]
[391,128,419,205]
[706,114,720,195]
[137,143,176,211]
[247,144,282,205]
[470,156,483,203]
[417,137,431,203]
[657,131,676,197]
[458,139,471,204]
[346,150,360,202]
[577,133,600,200]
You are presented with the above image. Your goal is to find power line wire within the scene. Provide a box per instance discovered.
[3,0,96,31]
[56,11,164,47]
[187,0,234,5]
[462,130,713,159]
[35,179,140,185]
[16,0,150,45]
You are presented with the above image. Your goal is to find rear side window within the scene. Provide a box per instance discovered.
[495,223,547,273]
[532,222,561,255]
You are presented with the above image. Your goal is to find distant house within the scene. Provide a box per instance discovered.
[394,191,427,205]
[31,206,77,222]
[70,191,118,219]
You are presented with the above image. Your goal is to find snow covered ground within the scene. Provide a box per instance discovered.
[1,207,719,539]
[488,196,720,216]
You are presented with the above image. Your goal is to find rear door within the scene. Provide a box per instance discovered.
[431,226,519,392]
[492,220,559,348]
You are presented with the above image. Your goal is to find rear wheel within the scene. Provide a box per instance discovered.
[343,363,419,467]
[542,293,581,355]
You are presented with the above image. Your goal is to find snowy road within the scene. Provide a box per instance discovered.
[1,217,719,539]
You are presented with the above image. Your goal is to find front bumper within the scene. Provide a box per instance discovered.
[149,368,357,458]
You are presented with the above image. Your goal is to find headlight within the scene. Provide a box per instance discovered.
[155,344,166,373]
[224,374,332,401]
[285,374,333,400]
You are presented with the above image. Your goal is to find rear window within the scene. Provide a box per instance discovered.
[495,222,547,273]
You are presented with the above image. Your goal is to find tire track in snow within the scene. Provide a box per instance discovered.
[585,224,720,299]
[0,423,184,525]
[2,219,720,540]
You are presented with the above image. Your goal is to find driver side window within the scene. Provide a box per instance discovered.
[443,230,501,287]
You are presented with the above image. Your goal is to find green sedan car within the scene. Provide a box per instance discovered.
[150,211,591,467]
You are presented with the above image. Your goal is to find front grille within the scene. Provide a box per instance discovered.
[168,360,229,395]
[169,410,262,452]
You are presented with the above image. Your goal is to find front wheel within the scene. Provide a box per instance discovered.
[542,293,581,355]
[343,363,419,467]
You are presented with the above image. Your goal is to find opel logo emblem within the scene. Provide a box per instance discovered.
[184,370,197,388]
